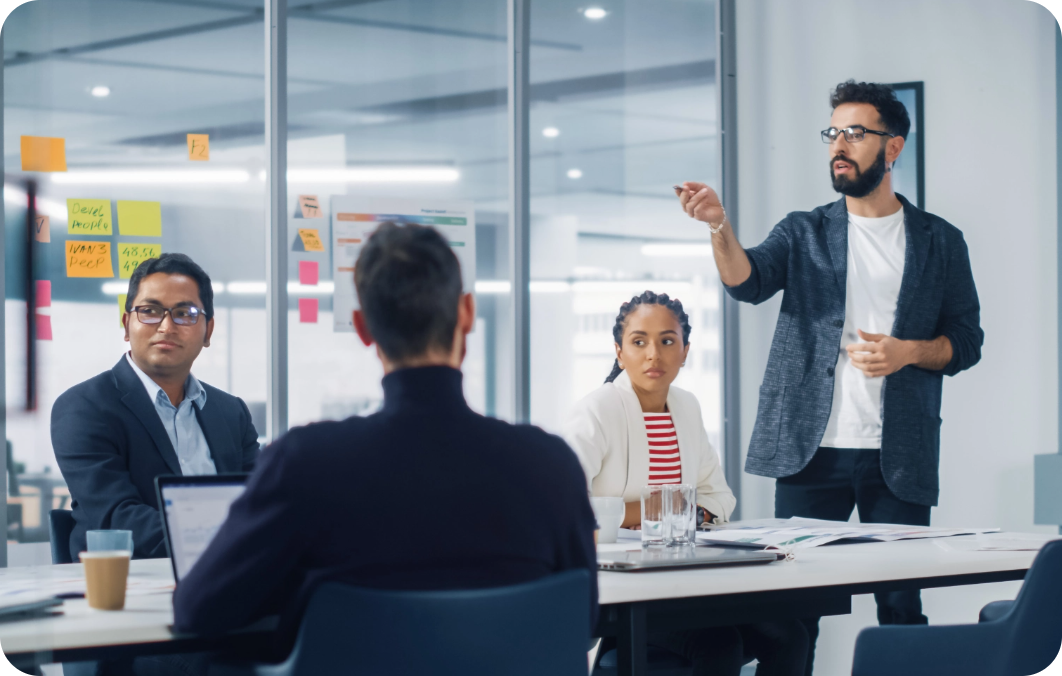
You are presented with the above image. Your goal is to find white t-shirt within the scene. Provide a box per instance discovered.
[820,206,906,449]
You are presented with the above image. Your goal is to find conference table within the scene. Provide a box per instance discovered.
[0,534,1052,676]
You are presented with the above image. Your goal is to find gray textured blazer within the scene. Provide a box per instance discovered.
[727,195,983,506]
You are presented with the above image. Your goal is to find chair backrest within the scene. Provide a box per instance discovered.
[279,570,591,676]
[48,509,75,564]
[996,539,1062,674]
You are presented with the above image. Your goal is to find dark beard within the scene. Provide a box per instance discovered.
[831,146,887,198]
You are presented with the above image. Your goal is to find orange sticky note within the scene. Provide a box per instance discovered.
[35,314,52,341]
[299,261,318,286]
[20,136,67,172]
[33,215,50,243]
[65,241,114,278]
[118,293,128,328]
[297,229,325,252]
[299,298,318,323]
[298,195,321,219]
[187,134,210,161]
[35,280,51,308]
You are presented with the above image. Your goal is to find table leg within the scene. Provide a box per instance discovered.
[616,603,647,676]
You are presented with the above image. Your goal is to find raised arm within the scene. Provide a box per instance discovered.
[677,182,751,287]
[51,391,168,558]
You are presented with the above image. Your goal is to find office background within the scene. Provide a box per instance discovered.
[0,1,1058,675]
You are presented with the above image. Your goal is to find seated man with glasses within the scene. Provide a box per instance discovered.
[53,253,260,561]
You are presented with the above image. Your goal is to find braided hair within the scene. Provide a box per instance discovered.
[605,291,692,383]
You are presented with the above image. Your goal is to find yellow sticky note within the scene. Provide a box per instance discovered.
[298,229,325,252]
[118,293,128,327]
[117,201,162,237]
[187,134,209,161]
[20,136,67,172]
[66,241,114,278]
[118,243,162,279]
[33,215,50,243]
[67,199,113,235]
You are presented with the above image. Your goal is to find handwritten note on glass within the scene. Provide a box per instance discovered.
[298,229,325,252]
[298,195,321,219]
[67,199,113,235]
[66,241,114,278]
[33,215,50,243]
[118,243,162,279]
[20,136,67,172]
[117,201,162,237]
[187,134,210,161]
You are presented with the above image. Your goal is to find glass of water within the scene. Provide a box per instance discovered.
[86,530,133,554]
[663,484,697,546]
[640,485,666,547]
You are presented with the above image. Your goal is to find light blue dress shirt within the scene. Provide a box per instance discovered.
[125,353,217,476]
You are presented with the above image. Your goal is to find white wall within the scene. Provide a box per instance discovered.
[733,1,1058,674]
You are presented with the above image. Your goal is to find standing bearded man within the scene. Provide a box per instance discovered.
[676,80,983,675]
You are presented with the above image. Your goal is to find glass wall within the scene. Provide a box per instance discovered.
[3,0,267,550]
[527,1,724,453]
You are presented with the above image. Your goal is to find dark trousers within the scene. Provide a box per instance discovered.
[648,620,808,676]
[774,447,932,676]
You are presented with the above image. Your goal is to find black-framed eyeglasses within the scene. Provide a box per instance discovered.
[132,305,203,326]
[821,126,896,144]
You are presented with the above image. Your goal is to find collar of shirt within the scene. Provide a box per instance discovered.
[125,352,207,411]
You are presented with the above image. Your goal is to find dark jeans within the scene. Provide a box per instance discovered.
[648,620,808,676]
[774,447,931,676]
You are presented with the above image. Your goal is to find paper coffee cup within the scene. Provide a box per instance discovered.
[80,550,131,610]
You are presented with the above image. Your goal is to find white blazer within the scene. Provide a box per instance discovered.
[562,370,736,524]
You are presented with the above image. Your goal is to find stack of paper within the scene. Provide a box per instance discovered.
[697,517,999,551]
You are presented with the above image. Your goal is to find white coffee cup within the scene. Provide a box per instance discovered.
[590,497,625,544]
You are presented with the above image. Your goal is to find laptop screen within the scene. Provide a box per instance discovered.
[159,478,246,581]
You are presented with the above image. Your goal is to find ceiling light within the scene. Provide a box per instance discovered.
[90,86,111,98]
[567,168,583,179]
[51,170,251,185]
[475,280,511,295]
[583,7,607,20]
[227,281,268,295]
[542,127,560,138]
[641,244,715,258]
[287,167,459,184]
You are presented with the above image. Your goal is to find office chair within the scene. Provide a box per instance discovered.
[48,509,75,565]
[852,539,1062,676]
[256,570,590,676]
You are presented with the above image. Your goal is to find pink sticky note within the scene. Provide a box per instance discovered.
[299,298,318,324]
[299,261,319,286]
[35,280,51,308]
[36,313,52,340]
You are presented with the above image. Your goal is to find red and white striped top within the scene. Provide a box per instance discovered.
[645,412,682,485]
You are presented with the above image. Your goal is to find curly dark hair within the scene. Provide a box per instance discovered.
[830,80,911,140]
[604,291,691,383]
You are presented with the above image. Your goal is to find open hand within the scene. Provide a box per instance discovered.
[676,182,725,226]
[846,329,913,378]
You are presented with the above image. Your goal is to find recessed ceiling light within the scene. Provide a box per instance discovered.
[567,168,583,179]
[90,85,111,98]
[542,127,560,138]
[583,7,607,20]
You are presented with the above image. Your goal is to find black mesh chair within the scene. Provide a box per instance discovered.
[48,509,75,565]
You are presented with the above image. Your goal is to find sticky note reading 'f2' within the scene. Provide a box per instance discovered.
[187,134,209,161]
[20,136,67,172]
[66,241,113,278]
[67,199,113,235]
[119,243,162,279]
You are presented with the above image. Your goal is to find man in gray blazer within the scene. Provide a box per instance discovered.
[676,80,982,675]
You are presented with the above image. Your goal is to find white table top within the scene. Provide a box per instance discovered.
[0,534,1053,657]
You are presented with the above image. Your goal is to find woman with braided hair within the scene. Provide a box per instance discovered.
[565,290,807,676]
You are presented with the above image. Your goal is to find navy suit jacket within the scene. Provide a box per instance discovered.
[51,357,259,559]
[728,195,983,506]
[172,366,598,651]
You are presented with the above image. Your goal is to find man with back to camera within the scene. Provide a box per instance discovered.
[52,253,260,561]
[172,222,598,655]
[676,80,983,675]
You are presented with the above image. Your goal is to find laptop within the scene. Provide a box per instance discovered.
[598,546,782,571]
[155,474,249,582]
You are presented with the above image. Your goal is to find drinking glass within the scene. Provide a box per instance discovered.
[87,530,133,554]
[640,486,666,547]
[663,484,697,546]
